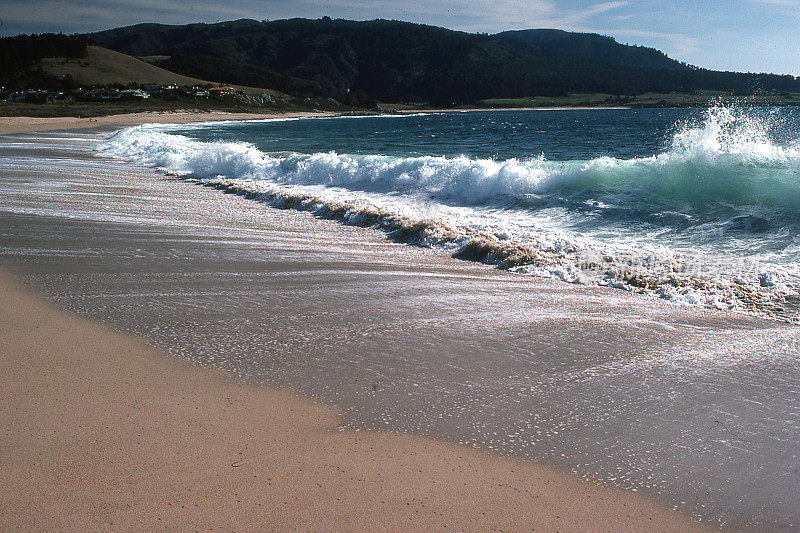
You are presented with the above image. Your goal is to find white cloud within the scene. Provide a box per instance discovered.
[562,1,629,24]
[746,0,800,18]
[604,28,699,57]
[747,0,800,5]
[437,0,628,32]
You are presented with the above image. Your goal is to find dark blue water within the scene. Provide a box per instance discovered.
[171,107,800,161]
[176,108,690,160]
[166,106,800,232]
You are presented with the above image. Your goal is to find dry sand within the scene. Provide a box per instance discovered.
[0,110,339,135]
[0,270,712,531]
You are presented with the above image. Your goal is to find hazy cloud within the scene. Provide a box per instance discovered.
[561,1,629,24]
[607,28,699,56]
[746,0,800,16]
[747,0,800,5]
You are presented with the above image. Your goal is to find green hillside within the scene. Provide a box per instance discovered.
[91,18,800,105]
[3,20,799,108]
[39,45,209,87]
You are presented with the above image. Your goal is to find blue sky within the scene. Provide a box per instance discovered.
[1,0,798,75]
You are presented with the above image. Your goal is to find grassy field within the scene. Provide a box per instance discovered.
[481,93,621,107]
[3,46,354,118]
[480,91,800,108]
[40,46,207,87]
[40,46,284,96]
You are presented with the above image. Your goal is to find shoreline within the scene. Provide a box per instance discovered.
[0,114,722,529]
[0,109,343,135]
[4,115,792,529]
[0,269,713,531]
[0,106,638,135]
[398,105,631,113]
[3,97,799,136]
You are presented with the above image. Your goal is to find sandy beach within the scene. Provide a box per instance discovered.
[2,110,782,530]
[0,268,714,531]
[0,110,340,135]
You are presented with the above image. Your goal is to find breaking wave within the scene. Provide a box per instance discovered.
[101,106,800,320]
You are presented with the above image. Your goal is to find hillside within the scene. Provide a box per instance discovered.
[40,45,207,86]
[0,33,89,88]
[495,29,686,71]
[92,18,800,104]
[38,45,284,95]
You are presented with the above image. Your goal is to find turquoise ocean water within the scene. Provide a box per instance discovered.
[107,106,800,320]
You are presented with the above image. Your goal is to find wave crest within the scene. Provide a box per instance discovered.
[106,107,800,222]
[670,104,800,164]
[100,107,800,321]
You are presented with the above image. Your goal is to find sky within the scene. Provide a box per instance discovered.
[1,0,798,75]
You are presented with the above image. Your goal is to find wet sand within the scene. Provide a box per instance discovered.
[0,122,715,530]
[0,269,714,531]
[2,116,790,529]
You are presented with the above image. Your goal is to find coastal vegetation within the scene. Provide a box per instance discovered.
[0,33,89,89]
[2,18,800,113]
[91,18,800,104]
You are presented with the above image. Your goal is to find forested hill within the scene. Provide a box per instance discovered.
[0,33,90,88]
[495,29,686,71]
[92,18,800,104]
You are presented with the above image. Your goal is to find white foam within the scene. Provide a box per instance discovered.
[100,108,800,321]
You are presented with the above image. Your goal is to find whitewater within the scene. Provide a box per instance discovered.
[5,107,800,530]
[102,106,800,320]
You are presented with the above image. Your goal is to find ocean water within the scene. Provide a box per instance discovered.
[103,106,800,320]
